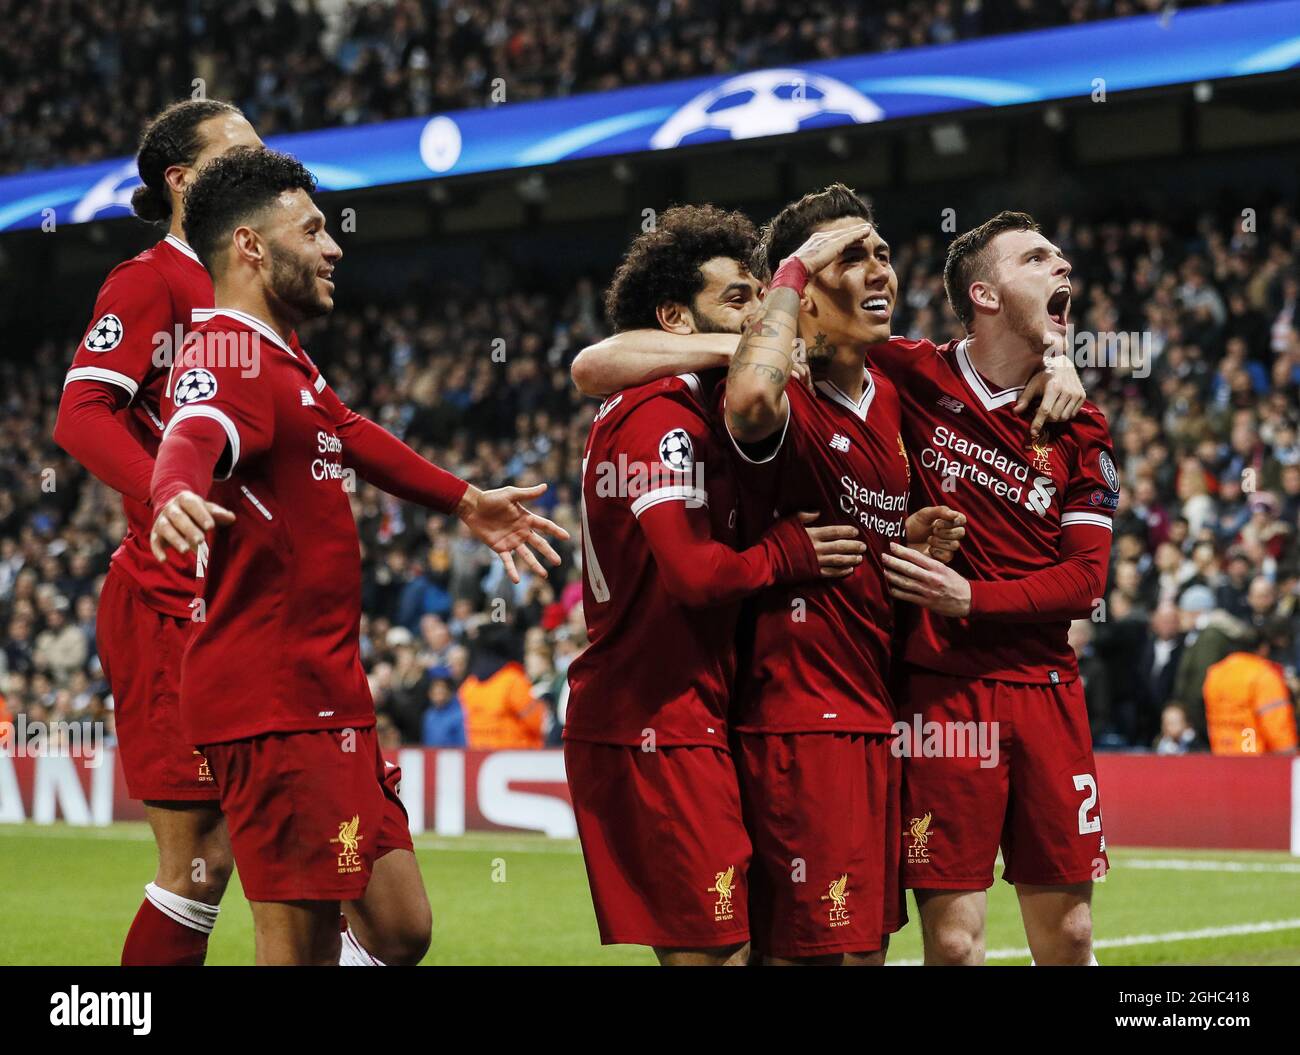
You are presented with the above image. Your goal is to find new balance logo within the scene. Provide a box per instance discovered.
[938,395,965,413]
[300,389,315,406]
[829,434,851,452]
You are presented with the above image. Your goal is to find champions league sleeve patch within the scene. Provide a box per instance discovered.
[658,428,694,472]
[84,313,124,352]
[174,367,219,406]
[1088,488,1120,510]
[1099,450,1120,492]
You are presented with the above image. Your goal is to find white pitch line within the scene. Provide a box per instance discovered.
[0,823,580,856]
[0,824,154,842]
[890,918,1300,965]
[414,835,581,856]
[0,828,1293,869]
[1118,858,1300,874]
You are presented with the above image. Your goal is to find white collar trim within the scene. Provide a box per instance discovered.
[954,338,1023,411]
[815,369,876,422]
[163,234,202,265]
[191,307,296,357]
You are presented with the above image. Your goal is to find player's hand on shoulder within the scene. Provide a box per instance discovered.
[457,483,571,585]
[797,511,866,578]
[905,505,966,564]
[882,541,971,617]
[1016,353,1085,439]
[149,492,235,562]
[791,222,874,276]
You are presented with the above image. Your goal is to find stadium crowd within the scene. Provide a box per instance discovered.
[0,0,1238,175]
[2,197,1299,755]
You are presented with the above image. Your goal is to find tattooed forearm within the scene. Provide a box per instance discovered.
[733,361,786,384]
[728,288,799,377]
[725,285,801,441]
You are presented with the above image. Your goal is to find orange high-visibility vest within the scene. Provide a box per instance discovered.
[1203,653,1298,755]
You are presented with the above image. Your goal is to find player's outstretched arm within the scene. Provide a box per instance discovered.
[571,331,738,397]
[905,505,966,564]
[882,524,1109,621]
[1015,353,1085,439]
[640,503,863,608]
[322,390,568,582]
[148,417,235,561]
[456,483,570,584]
[726,222,871,444]
[331,404,469,511]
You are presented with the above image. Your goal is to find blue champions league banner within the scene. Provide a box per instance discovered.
[1,0,1297,231]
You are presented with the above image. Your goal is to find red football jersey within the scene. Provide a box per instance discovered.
[871,337,1118,683]
[565,371,745,748]
[159,307,372,746]
[726,369,911,735]
[64,235,211,618]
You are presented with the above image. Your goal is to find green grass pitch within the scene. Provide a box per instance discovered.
[1,824,1297,965]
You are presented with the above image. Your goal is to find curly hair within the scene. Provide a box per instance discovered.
[756,182,875,280]
[943,210,1040,330]
[131,99,243,226]
[183,146,317,274]
[604,205,757,332]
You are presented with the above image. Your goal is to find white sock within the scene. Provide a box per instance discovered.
[339,922,386,966]
[144,882,219,935]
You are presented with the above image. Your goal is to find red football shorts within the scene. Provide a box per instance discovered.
[96,568,218,802]
[734,731,903,959]
[897,667,1109,890]
[564,740,752,949]
[201,726,409,902]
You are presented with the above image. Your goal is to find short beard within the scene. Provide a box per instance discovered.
[692,308,740,336]
[1003,293,1047,353]
[269,242,329,323]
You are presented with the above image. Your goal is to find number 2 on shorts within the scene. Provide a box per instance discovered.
[1072,773,1101,835]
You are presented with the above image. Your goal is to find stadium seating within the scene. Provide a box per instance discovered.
[3,195,1297,753]
[0,0,1238,175]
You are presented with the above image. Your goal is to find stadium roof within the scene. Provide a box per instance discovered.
[0,0,1297,232]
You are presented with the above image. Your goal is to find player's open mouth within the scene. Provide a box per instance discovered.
[861,295,891,321]
[1047,285,1070,330]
